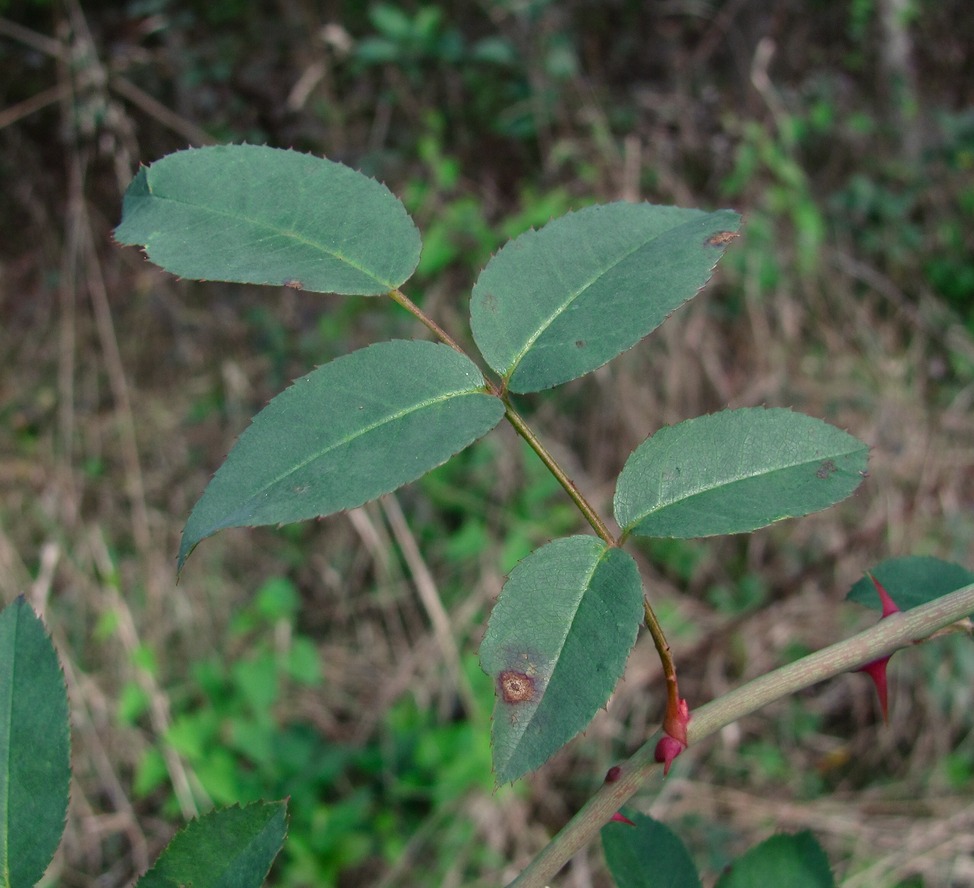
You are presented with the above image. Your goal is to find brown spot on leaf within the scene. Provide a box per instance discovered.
[498,670,537,704]
[283,279,304,289]
[575,339,586,348]
[816,459,838,479]
[705,230,739,247]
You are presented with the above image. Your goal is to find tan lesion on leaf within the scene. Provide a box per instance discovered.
[705,230,739,247]
[498,670,537,704]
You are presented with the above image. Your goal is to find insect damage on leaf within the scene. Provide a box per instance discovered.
[816,459,838,479]
[283,279,304,289]
[498,670,538,704]
[705,230,739,247]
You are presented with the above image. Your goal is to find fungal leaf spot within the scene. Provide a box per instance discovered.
[498,670,537,704]
[816,459,838,480]
[705,230,739,247]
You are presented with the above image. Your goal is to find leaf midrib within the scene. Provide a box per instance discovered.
[137,186,394,290]
[627,444,866,525]
[215,384,491,519]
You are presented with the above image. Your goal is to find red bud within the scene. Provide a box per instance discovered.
[610,812,636,826]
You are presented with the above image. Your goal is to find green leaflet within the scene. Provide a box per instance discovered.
[115,144,421,295]
[0,598,70,888]
[470,202,741,392]
[715,832,834,888]
[135,802,287,888]
[179,340,504,568]
[848,556,974,615]
[602,811,702,888]
[615,408,869,538]
[480,536,643,784]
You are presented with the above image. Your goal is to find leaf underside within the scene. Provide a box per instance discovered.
[470,201,741,392]
[179,340,504,568]
[115,144,421,295]
[480,536,643,784]
[614,407,869,538]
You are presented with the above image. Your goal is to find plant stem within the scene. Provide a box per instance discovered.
[501,399,617,547]
[507,582,974,888]
[643,596,679,724]
[386,286,618,547]
[387,287,469,357]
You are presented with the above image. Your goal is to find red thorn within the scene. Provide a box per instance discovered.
[654,735,686,775]
[604,765,622,783]
[868,573,901,618]
[858,656,891,723]
[610,812,636,826]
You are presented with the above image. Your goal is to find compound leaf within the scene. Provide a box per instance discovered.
[0,598,70,888]
[179,340,504,568]
[115,144,421,295]
[602,811,702,888]
[470,202,740,392]
[615,408,868,539]
[135,801,287,888]
[480,536,643,784]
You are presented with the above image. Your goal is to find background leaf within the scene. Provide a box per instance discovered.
[479,536,643,784]
[115,144,421,295]
[602,810,702,888]
[135,801,287,888]
[469,202,740,392]
[179,340,504,568]
[847,556,974,615]
[615,408,868,538]
[0,598,71,888]
[715,832,835,888]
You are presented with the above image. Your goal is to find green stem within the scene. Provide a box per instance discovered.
[502,399,617,547]
[507,582,974,888]
[643,596,680,726]
[386,286,617,547]
[387,288,469,358]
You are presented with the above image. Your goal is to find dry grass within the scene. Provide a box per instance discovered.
[2,3,973,886]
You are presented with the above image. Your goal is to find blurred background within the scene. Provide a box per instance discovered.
[1,0,973,885]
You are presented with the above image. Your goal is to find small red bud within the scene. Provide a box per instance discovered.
[610,812,636,826]
[654,734,686,775]
[605,765,622,783]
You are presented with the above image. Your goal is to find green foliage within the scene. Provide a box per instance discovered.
[615,408,869,539]
[135,802,287,888]
[715,831,834,888]
[178,340,504,567]
[847,556,974,614]
[0,599,70,888]
[602,812,834,888]
[110,143,974,886]
[480,536,643,783]
[114,145,421,295]
[131,580,499,885]
[470,202,741,392]
[602,811,702,888]
[0,598,289,888]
